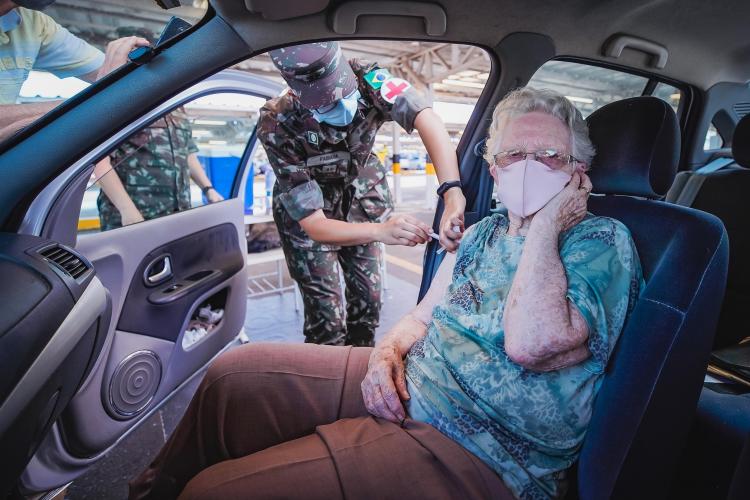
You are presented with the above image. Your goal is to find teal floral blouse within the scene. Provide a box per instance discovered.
[405,213,644,499]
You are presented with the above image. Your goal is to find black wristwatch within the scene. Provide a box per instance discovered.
[201,185,216,195]
[436,180,462,198]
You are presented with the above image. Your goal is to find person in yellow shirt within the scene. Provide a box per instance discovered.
[0,0,149,140]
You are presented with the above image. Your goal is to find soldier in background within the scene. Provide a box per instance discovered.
[95,108,224,230]
[94,28,222,231]
[259,42,466,346]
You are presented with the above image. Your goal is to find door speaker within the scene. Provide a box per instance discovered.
[107,350,162,419]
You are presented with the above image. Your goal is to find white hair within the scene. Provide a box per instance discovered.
[483,87,596,166]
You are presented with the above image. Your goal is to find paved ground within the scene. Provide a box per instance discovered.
[67,200,434,499]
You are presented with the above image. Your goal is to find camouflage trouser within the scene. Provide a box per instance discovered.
[280,242,382,346]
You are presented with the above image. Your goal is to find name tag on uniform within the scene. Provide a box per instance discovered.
[306,151,351,168]
[306,151,351,179]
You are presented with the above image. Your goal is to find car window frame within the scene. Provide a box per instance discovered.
[21,72,282,240]
[78,91,265,234]
[535,56,696,171]
[535,56,691,118]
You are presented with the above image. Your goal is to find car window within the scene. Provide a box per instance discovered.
[77,92,265,234]
[0,2,208,148]
[528,60,682,118]
[652,82,681,113]
[704,122,724,151]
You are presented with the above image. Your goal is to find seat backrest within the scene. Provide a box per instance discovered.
[572,97,729,500]
[665,114,750,348]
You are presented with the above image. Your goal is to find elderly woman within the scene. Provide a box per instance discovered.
[130,88,643,500]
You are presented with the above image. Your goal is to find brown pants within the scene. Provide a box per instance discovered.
[129,343,513,500]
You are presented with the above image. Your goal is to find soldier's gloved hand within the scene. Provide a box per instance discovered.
[121,207,145,226]
[439,188,466,253]
[377,214,430,246]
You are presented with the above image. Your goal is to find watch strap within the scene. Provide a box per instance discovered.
[437,180,462,198]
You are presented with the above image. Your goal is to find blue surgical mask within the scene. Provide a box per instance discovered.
[312,90,361,127]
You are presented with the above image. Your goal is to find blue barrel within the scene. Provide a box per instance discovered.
[198,147,254,214]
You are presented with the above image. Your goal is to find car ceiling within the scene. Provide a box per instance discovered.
[213,0,750,90]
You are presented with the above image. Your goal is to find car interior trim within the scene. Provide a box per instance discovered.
[0,278,108,436]
[332,1,447,36]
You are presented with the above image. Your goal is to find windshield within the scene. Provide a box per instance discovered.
[0,0,207,147]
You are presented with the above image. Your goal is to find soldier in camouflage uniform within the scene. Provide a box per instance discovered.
[96,109,199,230]
[259,42,467,346]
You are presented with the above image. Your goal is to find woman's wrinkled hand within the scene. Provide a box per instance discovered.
[377,214,431,246]
[361,342,410,423]
[534,170,592,233]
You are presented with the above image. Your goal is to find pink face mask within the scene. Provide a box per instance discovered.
[490,158,572,218]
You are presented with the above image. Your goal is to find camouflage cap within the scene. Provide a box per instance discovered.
[269,42,357,110]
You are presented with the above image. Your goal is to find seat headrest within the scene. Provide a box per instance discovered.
[732,114,750,168]
[586,97,680,198]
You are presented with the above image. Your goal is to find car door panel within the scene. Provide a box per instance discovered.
[60,196,245,436]
[17,72,282,493]
[20,197,249,493]
[117,222,244,340]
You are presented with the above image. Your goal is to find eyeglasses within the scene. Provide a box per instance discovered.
[493,149,581,170]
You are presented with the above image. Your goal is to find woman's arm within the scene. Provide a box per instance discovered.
[361,247,458,423]
[503,172,592,371]
[503,217,590,370]
[382,249,457,356]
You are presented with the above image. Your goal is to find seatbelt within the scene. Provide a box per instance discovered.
[674,157,736,206]
[674,174,709,206]
[696,157,735,174]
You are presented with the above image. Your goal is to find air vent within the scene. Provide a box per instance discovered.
[733,102,750,118]
[39,245,90,280]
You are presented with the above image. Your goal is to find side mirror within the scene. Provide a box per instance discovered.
[128,16,192,66]
[155,16,193,47]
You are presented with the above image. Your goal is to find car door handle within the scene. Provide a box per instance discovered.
[147,270,222,305]
[144,255,172,285]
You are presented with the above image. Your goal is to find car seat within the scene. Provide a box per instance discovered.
[664,114,750,348]
[568,97,729,499]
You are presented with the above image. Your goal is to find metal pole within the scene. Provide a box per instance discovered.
[425,152,438,209]
[392,122,402,205]
[425,83,437,209]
